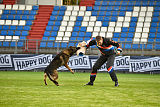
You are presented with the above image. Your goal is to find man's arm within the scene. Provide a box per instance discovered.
[85,38,97,49]
[108,39,122,52]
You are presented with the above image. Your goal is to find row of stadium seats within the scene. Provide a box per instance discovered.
[0,4,38,10]
[0,3,160,50]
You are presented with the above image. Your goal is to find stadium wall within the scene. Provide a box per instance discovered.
[0,54,160,73]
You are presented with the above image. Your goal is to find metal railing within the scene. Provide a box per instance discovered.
[0,39,160,56]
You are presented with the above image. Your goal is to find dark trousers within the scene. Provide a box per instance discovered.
[89,54,118,83]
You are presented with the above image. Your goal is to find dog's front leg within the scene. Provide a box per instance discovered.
[64,64,74,74]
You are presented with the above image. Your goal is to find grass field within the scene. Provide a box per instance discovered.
[0,71,160,107]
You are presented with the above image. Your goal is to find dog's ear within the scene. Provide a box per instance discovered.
[69,46,73,48]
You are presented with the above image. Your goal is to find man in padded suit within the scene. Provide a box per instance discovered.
[85,36,122,87]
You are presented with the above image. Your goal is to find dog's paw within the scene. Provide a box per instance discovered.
[71,71,74,74]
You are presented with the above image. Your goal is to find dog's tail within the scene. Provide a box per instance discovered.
[44,70,59,86]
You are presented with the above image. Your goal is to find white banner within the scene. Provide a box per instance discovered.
[129,57,160,72]
[13,54,53,70]
[0,55,12,67]
[90,56,130,71]
[58,55,90,70]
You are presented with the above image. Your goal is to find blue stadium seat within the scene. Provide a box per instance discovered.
[20,36,26,40]
[115,1,121,6]
[44,31,50,36]
[16,10,23,15]
[49,37,55,41]
[121,33,127,38]
[15,15,21,20]
[104,17,110,21]
[129,28,135,32]
[10,10,16,14]
[40,42,46,47]
[51,32,57,36]
[72,32,78,37]
[153,12,160,17]
[119,12,125,16]
[23,10,29,15]
[158,28,160,33]
[157,33,160,38]
[150,28,156,33]
[108,2,114,6]
[42,37,48,40]
[128,33,134,38]
[54,6,60,11]
[92,11,98,16]
[60,6,66,11]
[135,1,141,6]
[148,38,154,43]
[102,1,108,6]
[85,32,92,37]
[48,21,54,26]
[132,44,139,49]
[55,21,61,26]
[8,31,14,36]
[80,27,87,32]
[152,17,159,22]
[10,26,16,30]
[97,16,103,21]
[50,16,56,20]
[151,23,157,27]
[53,26,59,31]
[1,31,7,35]
[113,6,119,11]
[73,27,80,32]
[3,10,10,14]
[121,1,128,6]
[46,26,52,31]
[21,31,28,36]
[119,38,125,42]
[102,22,109,27]
[84,37,91,41]
[1,15,7,19]
[54,42,61,48]
[8,15,14,20]
[22,15,27,20]
[32,5,39,10]
[28,15,34,20]
[24,26,30,30]
[10,42,16,47]
[75,21,81,26]
[57,16,63,21]
[3,42,9,47]
[100,6,106,11]
[128,2,135,6]
[61,42,67,48]
[95,1,101,6]
[126,38,132,42]
[52,11,58,16]
[131,17,138,22]
[155,39,160,42]
[114,33,120,38]
[58,11,65,16]
[68,42,75,47]
[0,25,2,30]
[26,21,32,25]
[120,7,127,11]
[86,6,93,11]
[112,12,118,16]
[77,16,83,21]
[112,38,118,42]
[17,42,24,47]
[79,32,85,37]
[125,44,132,49]
[122,27,128,32]
[94,6,100,11]
[155,44,160,50]
[30,10,37,15]
[145,44,153,49]
[127,7,133,11]
[47,42,53,48]
[149,33,156,38]
[70,37,77,41]
[17,26,23,30]
[3,26,9,30]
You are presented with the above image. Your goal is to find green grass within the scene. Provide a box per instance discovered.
[0,71,160,107]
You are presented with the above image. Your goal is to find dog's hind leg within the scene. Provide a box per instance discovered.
[51,70,59,86]
[44,73,48,85]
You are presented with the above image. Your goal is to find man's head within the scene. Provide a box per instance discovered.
[96,36,103,46]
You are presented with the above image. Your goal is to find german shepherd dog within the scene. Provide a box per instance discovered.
[44,46,80,86]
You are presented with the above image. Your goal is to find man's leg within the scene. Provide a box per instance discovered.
[106,54,119,86]
[86,55,107,85]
